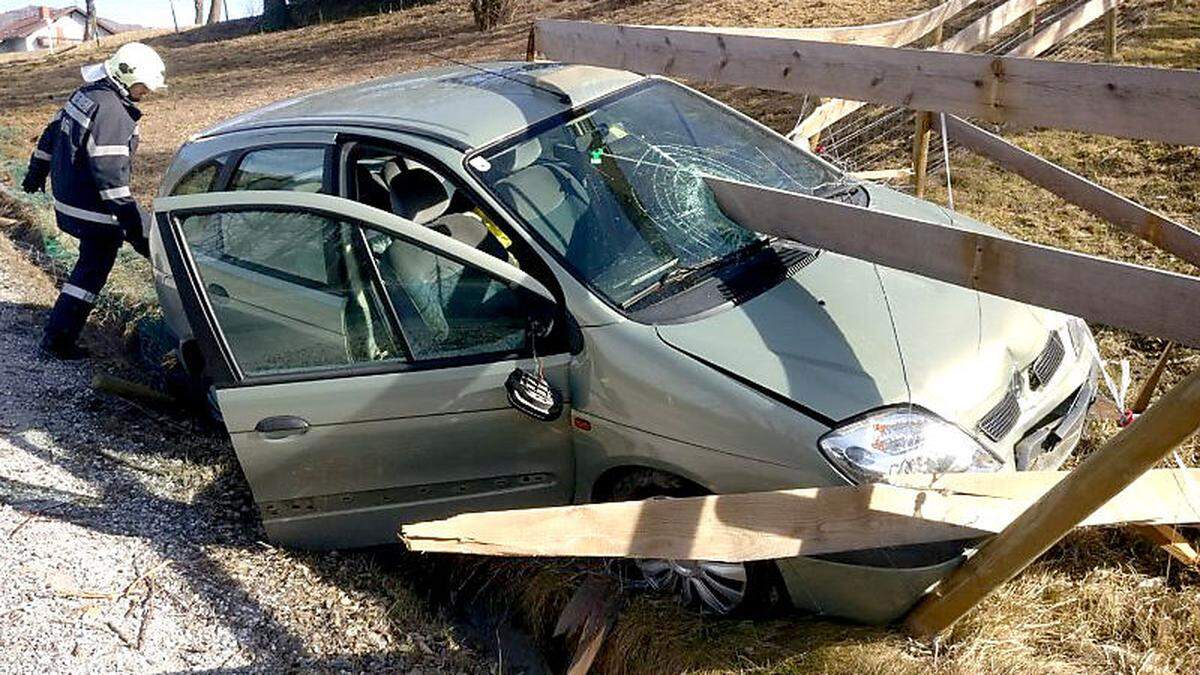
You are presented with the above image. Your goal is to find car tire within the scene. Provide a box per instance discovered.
[601,469,789,617]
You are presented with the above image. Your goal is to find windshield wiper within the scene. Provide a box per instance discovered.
[619,238,775,310]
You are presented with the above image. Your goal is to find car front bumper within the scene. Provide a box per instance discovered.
[778,362,1100,625]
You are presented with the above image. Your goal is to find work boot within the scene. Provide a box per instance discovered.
[38,337,91,361]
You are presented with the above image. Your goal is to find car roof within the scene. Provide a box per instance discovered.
[197,61,645,150]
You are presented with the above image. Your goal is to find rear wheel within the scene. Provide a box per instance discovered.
[600,469,788,617]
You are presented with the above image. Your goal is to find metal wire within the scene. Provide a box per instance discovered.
[809,0,1153,185]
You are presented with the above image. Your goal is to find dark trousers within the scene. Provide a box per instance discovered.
[42,231,123,349]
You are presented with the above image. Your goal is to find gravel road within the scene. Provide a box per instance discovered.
[0,234,493,673]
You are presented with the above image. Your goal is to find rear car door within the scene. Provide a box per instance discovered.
[153,190,575,549]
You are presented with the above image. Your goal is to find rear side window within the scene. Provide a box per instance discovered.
[231,147,326,192]
[171,156,226,195]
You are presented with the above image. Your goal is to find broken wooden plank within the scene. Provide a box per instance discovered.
[905,366,1200,636]
[400,469,1200,562]
[945,116,1200,267]
[661,0,978,47]
[536,18,1200,145]
[703,176,1200,347]
[1131,524,1199,565]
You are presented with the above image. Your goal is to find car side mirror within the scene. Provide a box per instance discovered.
[507,293,564,422]
[524,292,558,341]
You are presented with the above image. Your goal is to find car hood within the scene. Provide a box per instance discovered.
[656,185,1059,428]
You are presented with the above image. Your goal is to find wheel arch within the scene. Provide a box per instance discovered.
[589,464,711,502]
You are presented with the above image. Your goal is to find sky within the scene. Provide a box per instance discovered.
[0,1,264,28]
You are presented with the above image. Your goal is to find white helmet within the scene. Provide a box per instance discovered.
[105,42,167,93]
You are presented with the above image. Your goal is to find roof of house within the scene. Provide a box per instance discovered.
[0,5,136,41]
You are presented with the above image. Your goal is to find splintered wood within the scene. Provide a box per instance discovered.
[400,469,1200,563]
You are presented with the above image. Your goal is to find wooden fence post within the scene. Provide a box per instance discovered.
[1104,6,1118,60]
[912,112,934,197]
[904,368,1200,638]
[912,21,945,197]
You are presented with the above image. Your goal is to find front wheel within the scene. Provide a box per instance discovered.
[602,470,788,617]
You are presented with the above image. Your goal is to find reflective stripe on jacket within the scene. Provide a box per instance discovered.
[26,79,143,239]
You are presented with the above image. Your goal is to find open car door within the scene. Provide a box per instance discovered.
[153,191,575,548]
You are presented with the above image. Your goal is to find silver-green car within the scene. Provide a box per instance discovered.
[149,62,1098,623]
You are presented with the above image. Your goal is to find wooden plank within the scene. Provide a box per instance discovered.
[703,176,1200,346]
[1131,524,1200,565]
[1131,342,1175,413]
[659,0,979,47]
[850,167,913,181]
[793,98,865,140]
[400,469,1200,562]
[1008,0,1118,58]
[937,0,1042,53]
[536,18,1200,145]
[791,0,1045,139]
[945,116,1200,267]
[905,367,1200,636]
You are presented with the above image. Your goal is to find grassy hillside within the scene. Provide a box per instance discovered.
[1,1,1199,673]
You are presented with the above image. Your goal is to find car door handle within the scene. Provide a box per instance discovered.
[255,415,310,439]
[207,283,229,298]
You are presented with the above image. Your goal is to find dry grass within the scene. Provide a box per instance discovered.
[2,1,1200,673]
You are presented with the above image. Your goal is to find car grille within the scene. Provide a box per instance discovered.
[1028,332,1065,391]
[978,373,1022,442]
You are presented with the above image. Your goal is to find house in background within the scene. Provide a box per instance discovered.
[0,5,140,53]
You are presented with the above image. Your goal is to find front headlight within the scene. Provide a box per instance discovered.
[818,407,1003,483]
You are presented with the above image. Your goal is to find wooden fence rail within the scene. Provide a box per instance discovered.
[945,115,1200,267]
[534,18,1200,145]
[401,469,1200,562]
[703,176,1200,346]
[653,0,979,46]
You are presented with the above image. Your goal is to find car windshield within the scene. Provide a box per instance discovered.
[470,80,846,309]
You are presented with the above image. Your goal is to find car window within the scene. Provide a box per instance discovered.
[172,156,226,195]
[345,146,520,268]
[179,209,401,376]
[367,230,530,361]
[231,147,326,192]
[473,80,844,309]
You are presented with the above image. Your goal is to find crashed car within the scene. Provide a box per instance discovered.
[150,62,1099,623]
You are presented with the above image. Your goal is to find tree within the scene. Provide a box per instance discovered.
[470,0,514,31]
[83,0,98,41]
[193,0,204,24]
[207,0,223,24]
[262,0,292,30]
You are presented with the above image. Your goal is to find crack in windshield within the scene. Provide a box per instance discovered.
[472,80,849,309]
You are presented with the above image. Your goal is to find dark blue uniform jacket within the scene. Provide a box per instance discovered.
[24,78,144,241]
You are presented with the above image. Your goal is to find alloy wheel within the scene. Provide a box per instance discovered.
[636,558,748,615]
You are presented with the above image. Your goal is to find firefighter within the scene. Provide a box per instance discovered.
[21,42,166,360]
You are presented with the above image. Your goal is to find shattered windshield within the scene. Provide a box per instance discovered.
[471,80,845,308]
